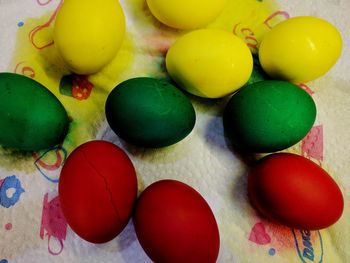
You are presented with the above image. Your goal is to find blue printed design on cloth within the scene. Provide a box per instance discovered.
[0,175,25,208]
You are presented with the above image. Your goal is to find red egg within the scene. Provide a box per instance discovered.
[134,180,220,263]
[59,140,137,243]
[248,153,344,230]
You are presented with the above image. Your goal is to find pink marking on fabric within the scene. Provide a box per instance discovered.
[245,36,259,50]
[264,220,296,251]
[233,23,241,36]
[264,11,290,29]
[4,223,12,231]
[40,193,67,255]
[299,84,315,96]
[301,125,324,162]
[233,23,258,52]
[37,0,54,6]
[29,0,63,50]
[13,62,36,78]
[144,34,174,55]
[0,179,4,188]
[249,222,272,245]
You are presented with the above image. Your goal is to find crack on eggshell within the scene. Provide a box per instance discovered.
[79,149,122,227]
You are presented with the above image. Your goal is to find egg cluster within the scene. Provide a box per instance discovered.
[0,0,344,262]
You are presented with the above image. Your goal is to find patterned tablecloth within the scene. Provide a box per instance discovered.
[0,0,349,262]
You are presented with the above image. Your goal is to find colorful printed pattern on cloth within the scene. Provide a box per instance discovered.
[40,193,67,255]
[0,175,25,208]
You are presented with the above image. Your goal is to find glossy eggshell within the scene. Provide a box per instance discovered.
[0,73,69,151]
[223,80,316,153]
[58,140,137,243]
[248,153,344,230]
[134,180,220,263]
[166,29,253,98]
[259,16,342,83]
[105,77,196,148]
[54,0,125,74]
[146,0,227,30]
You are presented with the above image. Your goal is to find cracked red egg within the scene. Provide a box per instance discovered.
[58,140,137,243]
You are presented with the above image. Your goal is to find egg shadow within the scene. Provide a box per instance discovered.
[103,126,194,167]
[116,220,151,263]
[233,166,282,226]
[169,81,262,166]
[33,37,72,86]
[201,108,260,167]
[92,220,149,262]
[171,83,260,167]
[156,76,223,111]
[119,137,177,160]
[187,90,230,113]
[0,146,40,172]
[223,135,262,166]
[232,170,254,214]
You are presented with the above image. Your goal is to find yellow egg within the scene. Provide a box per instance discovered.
[259,16,342,83]
[166,29,253,98]
[146,0,227,30]
[54,0,125,75]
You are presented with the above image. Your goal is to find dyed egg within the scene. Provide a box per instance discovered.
[166,29,253,98]
[59,140,137,243]
[134,180,220,263]
[146,0,227,29]
[54,0,125,74]
[259,16,342,83]
[223,80,316,153]
[248,153,344,230]
[105,77,196,148]
[0,73,68,151]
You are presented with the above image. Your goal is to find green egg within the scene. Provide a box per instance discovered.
[223,80,316,153]
[0,73,69,151]
[105,77,196,148]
